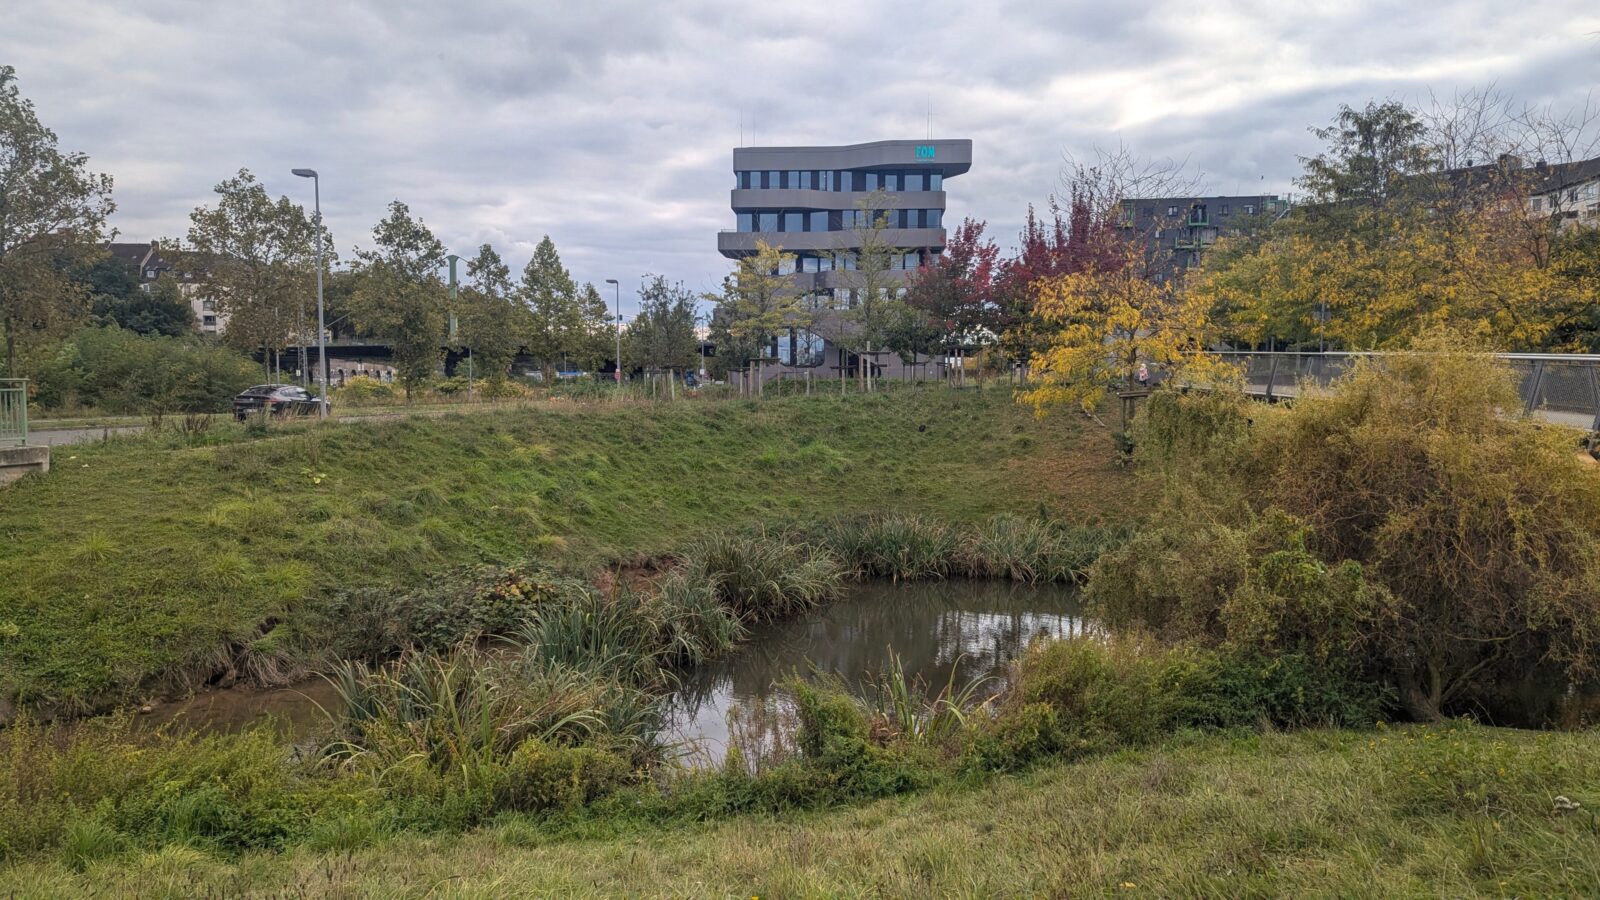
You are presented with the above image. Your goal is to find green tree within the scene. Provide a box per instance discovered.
[625,275,698,373]
[825,190,915,389]
[177,169,328,370]
[0,65,115,375]
[712,241,809,378]
[349,201,448,399]
[457,243,522,383]
[574,282,616,373]
[517,235,582,377]
[91,272,194,337]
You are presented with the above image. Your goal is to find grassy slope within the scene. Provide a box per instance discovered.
[0,387,1131,709]
[3,723,1595,896]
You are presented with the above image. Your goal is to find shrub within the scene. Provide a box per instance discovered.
[31,325,261,414]
[477,378,536,401]
[497,740,628,812]
[649,569,746,665]
[330,375,395,405]
[1119,333,1600,722]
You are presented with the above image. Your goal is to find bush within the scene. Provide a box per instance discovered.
[1109,334,1600,723]
[497,740,628,812]
[330,375,395,405]
[819,514,962,581]
[31,326,261,414]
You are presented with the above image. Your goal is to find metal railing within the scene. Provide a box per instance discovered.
[1213,351,1600,432]
[0,379,27,445]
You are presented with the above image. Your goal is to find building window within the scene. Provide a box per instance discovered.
[201,300,216,312]
[783,212,804,232]
[786,170,801,189]
[1532,197,1543,212]
[1220,204,1231,215]
[904,171,924,192]
[1243,204,1255,215]
[1189,204,1207,225]
[865,172,879,191]
[737,212,753,232]
[758,212,777,232]
[203,315,217,327]
[1166,206,1178,217]
[883,172,900,191]
[738,171,752,189]
[809,211,827,232]
[820,170,833,191]
[929,172,942,191]
[146,268,158,278]
[926,209,942,229]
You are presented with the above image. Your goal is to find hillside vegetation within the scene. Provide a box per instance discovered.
[4,723,1597,896]
[0,387,1130,711]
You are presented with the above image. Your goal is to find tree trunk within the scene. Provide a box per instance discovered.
[1397,668,1445,723]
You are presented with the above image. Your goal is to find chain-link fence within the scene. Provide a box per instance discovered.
[1212,352,1600,431]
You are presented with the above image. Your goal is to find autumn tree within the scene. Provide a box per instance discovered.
[0,65,115,375]
[1198,99,1575,350]
[178,169,328,368]
[349,201,448,399]
[904,217,1000,380]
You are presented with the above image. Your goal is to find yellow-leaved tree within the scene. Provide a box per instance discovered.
[1023,237,1225,427]
[1196,205,1560,350]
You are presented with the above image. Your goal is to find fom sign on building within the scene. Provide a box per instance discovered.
[915,145,936,159]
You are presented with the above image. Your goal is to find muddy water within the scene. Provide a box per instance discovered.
[662,579,1089,763]
[140,678,343,740]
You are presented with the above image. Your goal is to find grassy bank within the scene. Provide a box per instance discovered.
[0,386,1132,711]
[3,722,1596,896]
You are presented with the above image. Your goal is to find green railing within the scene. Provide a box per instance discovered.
[0,379,27,445]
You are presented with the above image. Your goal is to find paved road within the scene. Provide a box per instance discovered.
[31,425,145,446]
[30,408,473,447]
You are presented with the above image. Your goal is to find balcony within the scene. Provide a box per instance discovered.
[718,228,948,256]
[731,188,946,211]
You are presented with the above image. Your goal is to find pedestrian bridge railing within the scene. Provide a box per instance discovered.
[1211,351,1600,432]
[0,379,27,445]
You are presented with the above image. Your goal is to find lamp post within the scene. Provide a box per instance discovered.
[604,278,621,385]
[291,168,328,418]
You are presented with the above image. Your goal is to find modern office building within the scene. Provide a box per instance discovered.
[717,139,972,382]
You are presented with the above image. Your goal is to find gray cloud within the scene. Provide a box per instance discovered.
[3,0,1597,312]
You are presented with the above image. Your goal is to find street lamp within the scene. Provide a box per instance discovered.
[291,168,328,418]
[604,278,621,385]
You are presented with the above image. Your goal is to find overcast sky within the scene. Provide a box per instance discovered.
[4,0,1598,314]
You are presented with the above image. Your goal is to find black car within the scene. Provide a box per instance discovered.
[233,384,327,420]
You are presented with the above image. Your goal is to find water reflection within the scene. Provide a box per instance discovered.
[663,579,1089,763]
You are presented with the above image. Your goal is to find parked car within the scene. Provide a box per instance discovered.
[233,384,327,420]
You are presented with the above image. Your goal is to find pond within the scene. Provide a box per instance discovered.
[142,580,1089,761]
[662,579,1089,764]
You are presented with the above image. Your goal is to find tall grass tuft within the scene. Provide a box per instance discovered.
[679,528,845,621]
[518,586,663,684]
[324,644,661,782]
[819,514,962,581]
[650,569,747,665]
[963,516,1130,583]
[863,650,996,747]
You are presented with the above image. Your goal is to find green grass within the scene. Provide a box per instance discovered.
[4,723,1597,896]
[0,386,1129,712]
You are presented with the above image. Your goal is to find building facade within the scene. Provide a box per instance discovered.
[717,139,972,382]
[1118,195,1287,276]
[107,241,224,334]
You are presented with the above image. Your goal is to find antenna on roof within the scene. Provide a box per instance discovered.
[739,110,744,148]
[925,95,933,140]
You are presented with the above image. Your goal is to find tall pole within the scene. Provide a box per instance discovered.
[294,168,328,418]
[313,177,326,417]
[605,278,621,387]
